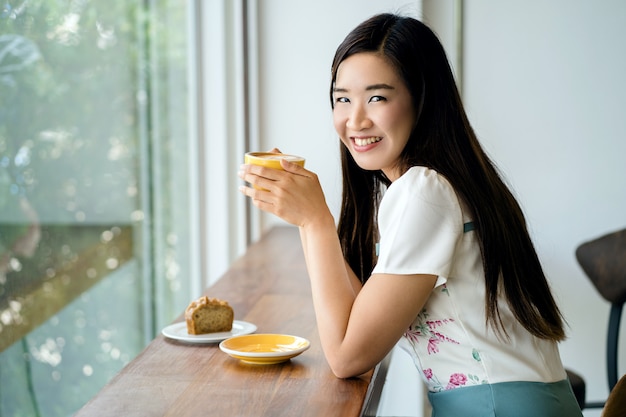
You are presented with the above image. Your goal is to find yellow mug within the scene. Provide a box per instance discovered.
[244,152,305,169]
[244,152,305,189]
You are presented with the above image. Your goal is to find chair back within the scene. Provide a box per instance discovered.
[576,228,626,394]
[575,228,626,304]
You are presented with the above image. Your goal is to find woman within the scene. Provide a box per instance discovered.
[239,13,582,416]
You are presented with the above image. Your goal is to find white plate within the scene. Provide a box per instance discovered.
[161,320,257,344]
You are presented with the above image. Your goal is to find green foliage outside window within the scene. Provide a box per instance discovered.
[0,1,192,415]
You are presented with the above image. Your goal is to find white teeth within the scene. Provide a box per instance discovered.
[354,137,382,146]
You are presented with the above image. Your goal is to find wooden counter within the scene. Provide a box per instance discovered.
[74,226,387,417]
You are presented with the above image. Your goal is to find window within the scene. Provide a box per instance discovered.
[0,1,198,415]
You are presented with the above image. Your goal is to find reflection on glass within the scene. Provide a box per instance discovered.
[0,1,192,415]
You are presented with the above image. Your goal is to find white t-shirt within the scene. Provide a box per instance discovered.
[372,166,567,392]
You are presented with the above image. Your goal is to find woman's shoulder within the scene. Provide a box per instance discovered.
[380,165,462,221]
[405,165,448,178]
[389,166,456,200]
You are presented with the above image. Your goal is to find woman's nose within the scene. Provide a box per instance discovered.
[346,105,372,130]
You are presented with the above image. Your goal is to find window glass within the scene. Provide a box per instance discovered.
[0,1,193,415]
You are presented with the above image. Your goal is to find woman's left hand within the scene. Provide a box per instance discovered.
[238,159,331,228]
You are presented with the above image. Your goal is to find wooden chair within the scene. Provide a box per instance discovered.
[574,228,626,409]
[601,373,626,417]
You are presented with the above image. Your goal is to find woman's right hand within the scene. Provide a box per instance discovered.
[238,152,333,229]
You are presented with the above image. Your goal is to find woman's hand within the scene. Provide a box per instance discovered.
[238,157,332,228]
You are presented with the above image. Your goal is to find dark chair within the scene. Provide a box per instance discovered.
[566,369,586,409]
[574,228,626,409]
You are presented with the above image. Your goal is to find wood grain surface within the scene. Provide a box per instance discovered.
[74,226,379,417]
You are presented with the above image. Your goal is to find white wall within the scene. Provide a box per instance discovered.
[255,1,626,415]
[463,2,626,413]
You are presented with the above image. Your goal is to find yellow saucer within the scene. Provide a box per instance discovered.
[219,334,310,365]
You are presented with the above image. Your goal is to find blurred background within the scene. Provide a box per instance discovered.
[0,1,624,416]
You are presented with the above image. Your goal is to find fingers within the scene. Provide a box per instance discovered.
[238,184,276,214]
[238,183,269,203]
[239,160,310,188]
[279,158,305,174]
[239,163,279,189]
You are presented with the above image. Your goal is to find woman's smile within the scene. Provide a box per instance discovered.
[352,136,383,148]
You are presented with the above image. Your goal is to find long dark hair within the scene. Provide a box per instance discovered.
[331,13,565,341]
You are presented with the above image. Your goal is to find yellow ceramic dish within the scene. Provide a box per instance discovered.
[219,334,310,365]
[244,152,305,170]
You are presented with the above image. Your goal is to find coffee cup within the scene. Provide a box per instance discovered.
[244,152,305,169]
[244,152,305,190]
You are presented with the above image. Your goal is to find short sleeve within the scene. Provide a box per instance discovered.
[372,167,463,279]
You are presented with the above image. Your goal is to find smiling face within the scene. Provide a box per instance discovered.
[332,52,416,181]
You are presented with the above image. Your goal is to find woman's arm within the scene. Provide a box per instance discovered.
[299,218,436,377]
[239,160,436,377]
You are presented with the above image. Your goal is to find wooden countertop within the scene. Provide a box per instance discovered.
[75,226,387,417]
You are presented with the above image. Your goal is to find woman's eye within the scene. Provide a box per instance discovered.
[335,97,350,104]
[369,95,386,103]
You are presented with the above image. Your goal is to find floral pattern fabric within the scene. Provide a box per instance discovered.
[403,284,487,392]
[404,306,487,392]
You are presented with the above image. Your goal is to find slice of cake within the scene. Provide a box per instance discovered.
[185,296,234,334]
